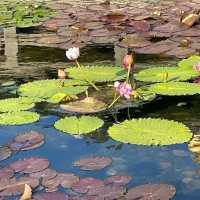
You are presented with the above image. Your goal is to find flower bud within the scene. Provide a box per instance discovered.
[123,54,133,70]
[58,68,66,79]
[66,47,80,60]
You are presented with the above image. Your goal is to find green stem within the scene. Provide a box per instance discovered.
[75,59,81,68]
[108,95,120,109]
[126,64,131,83]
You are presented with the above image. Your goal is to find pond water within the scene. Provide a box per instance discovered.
[0,30,200,199]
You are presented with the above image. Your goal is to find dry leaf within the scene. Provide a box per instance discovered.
[20,184,32,200]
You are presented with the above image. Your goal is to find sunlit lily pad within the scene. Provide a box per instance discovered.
[125,184,176,200]
[54,116,104,135]
[10,130,44,151]
[178,55,200,69]
[34,192,69,200]
[66,66,126,83]
[60,97,106,114]
[148,82,200,96]
[72,177,104,194]
[10,157,49,173]
[0,146,12,161]
[18,79,88,101]
[108,118,193,145]
[0,97,35,113]
[73,156,112,171]
[0,111,40,125]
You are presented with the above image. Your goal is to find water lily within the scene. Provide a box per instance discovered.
[123,54,133,70]
[66,47,80,60]
[114,81,132,99]
[194,62,200,73]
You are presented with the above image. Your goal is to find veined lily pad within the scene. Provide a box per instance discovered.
[60,97,106,114]
[148,82,200,96]
[135,67,198,83]
[66,66,126,83]
[54,116,104,135]
[0,97,35,113]
[18,79,88,101]
[0,111,40,125]
[178,55,200,69]
[108,118,192,145]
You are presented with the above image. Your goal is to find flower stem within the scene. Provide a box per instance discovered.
[108,95,120,109]
[126,64,131,83]
[75,59,81,68]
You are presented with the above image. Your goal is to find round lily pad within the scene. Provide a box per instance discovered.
[0,146,12,161]
[0,97,35,113]
[0,111,40,125]
[73,156,112,171]
[108,118,193,145]
[125,184,176,200]
[34,192,69,200]
[54,116,104,135]
[104,175,132,186]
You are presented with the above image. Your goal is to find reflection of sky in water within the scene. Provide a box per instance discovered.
[0,112,200,200]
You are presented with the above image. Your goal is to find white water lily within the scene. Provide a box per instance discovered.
[66,47,80,60]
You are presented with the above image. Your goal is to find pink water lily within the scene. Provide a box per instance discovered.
[66,47,80,60]
[194,62,200,73]
[123,54,133,70]
[114,81,132,99]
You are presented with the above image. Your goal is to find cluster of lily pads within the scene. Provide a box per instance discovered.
[0,1,56,28]
[1,49,200,146]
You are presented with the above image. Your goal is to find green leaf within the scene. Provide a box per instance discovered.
[18,79,88,101]
[148,82,200,96]
[66,66,126,83]
[0,97,35,113]
[54,116,104,135]
[108,118,193,145]
[178,55,200,69]
[0,111,40,125]
[135,67,198,83]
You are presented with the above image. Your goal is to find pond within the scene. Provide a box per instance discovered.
[1,0,200,199]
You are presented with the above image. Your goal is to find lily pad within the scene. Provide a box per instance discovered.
[148,82,200,96]
[104,175,132,186]
[66,66,126,83]
[108,118,193,145]
[73,156,112,171]
[0,167,14,179]
[0,146,12,161]
[125,184,176,200]
[18,79,88,101]
[54,116,104,135]
[60,97,106,114]
[0,111,40,125]
[34,192,69,200]
[135,67,198,83]
[178,55,200,69]
[0,97,35,113]
[10,130,44,151]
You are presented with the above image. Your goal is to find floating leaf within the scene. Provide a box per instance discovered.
[0,111,40,125]
[148,82,200,96]
[18,80,88,101]
[108,118,192,145]
[10,130,44,151]
[73,156,112,171]
[66,66,126,83]
[60,97,106,114]
[54,116,104,135]
[20,184,32,200]
[0,146,12,161]
[34,192,69,200]
[135,67,198,83]
[125,184,176,200]
[0,167,14,179]
[104,175,132,186]
[0,97,35,113]
[178,55,200,69]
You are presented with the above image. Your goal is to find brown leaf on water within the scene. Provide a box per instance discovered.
[104,175,132,186]
[20,184,32,200]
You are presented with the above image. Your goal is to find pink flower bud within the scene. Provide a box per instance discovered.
[66,47,80,60]
[123,54,133,70]
[194,62,200,73]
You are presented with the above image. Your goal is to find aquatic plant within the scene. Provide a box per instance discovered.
[0,111,40,125]
[114,81,133,99]
[0,97,35,113]
[66,47,80,61]
[178,55,200,69]
[54,116,104,135]
[148,82,200,96]
[108,118,192,145]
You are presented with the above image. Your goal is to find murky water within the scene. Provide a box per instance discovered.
[0,26,200,199]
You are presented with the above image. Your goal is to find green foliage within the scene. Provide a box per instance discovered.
[148,82,200,96]
[0,1,56,27]
[18,79,88,101]
[0,111,40,125]
[54,116,104,135]
[66,66,126,83]
[108,118,192,145]
[0,97,35,113]
[178,55,200,69]
[135,67,198,83]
